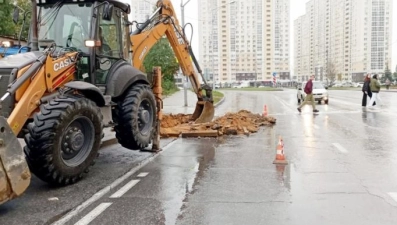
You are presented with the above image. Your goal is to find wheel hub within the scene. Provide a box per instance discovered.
[70,131,84,151]
[64,127,85,153]
[140,110,150,124]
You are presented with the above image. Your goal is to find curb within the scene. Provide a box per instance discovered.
[214,96,225,108]
[100,137,119,148]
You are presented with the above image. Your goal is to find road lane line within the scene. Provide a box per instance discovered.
[137,172,149,177]
[52,139,178,225]
[388,192,397,203]
[74,203,112,225]
[273,95,295,112]
[109,180,140,198]
[332,143,348,154]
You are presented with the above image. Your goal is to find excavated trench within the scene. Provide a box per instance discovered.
[160,110,276,138]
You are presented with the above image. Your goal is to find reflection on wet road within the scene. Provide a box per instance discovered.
[68,89,397,225]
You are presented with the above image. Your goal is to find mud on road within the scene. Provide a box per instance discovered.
[160,110,276,137]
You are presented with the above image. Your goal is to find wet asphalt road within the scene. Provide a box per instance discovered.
[1,89,397,225]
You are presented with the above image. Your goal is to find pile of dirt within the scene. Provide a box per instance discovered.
[160,110,276,138]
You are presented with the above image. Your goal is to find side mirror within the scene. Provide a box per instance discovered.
[102,4,114,21]
[13,7,19,24]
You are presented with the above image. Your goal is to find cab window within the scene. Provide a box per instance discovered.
[96,6,122,58]
[94,6,123,84]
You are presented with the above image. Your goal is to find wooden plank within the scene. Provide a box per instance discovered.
[243,127,249,136]
[181,130,218,138]
[160,129,181,137]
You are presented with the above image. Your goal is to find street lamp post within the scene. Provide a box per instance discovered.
[180,0,192,107]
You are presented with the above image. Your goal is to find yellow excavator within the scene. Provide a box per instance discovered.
[0,0,213,205]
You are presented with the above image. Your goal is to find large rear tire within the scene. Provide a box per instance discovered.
[24,95,103,186]
[114,84,157,150]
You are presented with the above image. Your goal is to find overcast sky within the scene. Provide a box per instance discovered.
[167,0,397,72]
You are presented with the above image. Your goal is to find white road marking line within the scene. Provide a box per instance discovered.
[137,172,149,178]
[74,203,112,225]
[332,143,348,154]
[388,192,397,203]
[273,95,295,112]
[110,180,140,198]
[51,139,178,225]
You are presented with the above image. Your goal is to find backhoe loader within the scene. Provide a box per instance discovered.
[0,0,213,205]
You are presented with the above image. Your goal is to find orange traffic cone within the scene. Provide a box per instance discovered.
[262,105,268,117]
[273,136,288,165]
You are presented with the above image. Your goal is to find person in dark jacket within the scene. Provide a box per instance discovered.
[297,75,319,113]
[367,74,381,108]
[362,73,375,106]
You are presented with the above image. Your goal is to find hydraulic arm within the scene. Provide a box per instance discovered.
[130,0,214,123]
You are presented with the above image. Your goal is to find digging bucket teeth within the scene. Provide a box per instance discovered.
[191,101,215,123]
[0,116,30,205]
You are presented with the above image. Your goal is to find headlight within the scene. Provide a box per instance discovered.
[2,41,12,48]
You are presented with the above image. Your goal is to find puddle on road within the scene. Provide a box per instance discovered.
[157,139,217,225]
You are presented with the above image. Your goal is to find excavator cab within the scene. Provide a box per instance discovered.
[33,0,131,87]
[32,0,213,121]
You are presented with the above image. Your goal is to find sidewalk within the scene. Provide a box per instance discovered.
[162,89,199,114]
[102,90,224,146]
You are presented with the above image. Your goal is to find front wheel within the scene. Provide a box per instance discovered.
[325,99,329,104]
[24,96,103,185]
[114,84,157,150]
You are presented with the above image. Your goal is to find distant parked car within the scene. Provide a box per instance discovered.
[332,83,342,87]
[297,81,329,104]
[341,82,354,87]
[355,82,364,88]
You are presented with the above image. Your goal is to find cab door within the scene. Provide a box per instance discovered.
[93,5,124,85]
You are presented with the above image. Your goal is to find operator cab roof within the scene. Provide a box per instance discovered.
[36,0,131,14]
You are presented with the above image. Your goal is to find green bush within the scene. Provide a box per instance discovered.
[162,79,179,96]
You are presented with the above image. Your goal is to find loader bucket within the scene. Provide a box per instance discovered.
[191,101,215,123]
[0,116,30,205]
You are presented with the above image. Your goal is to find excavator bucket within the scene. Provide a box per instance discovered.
[0,116,30,205]
[191,101,215,123]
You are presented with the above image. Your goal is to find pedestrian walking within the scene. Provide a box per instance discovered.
[297,75,319,113]
[362,73,375,106]
[367,74,381,108]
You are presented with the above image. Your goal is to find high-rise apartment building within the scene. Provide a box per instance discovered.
[294,0,393,83]
[198,0,290,84]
